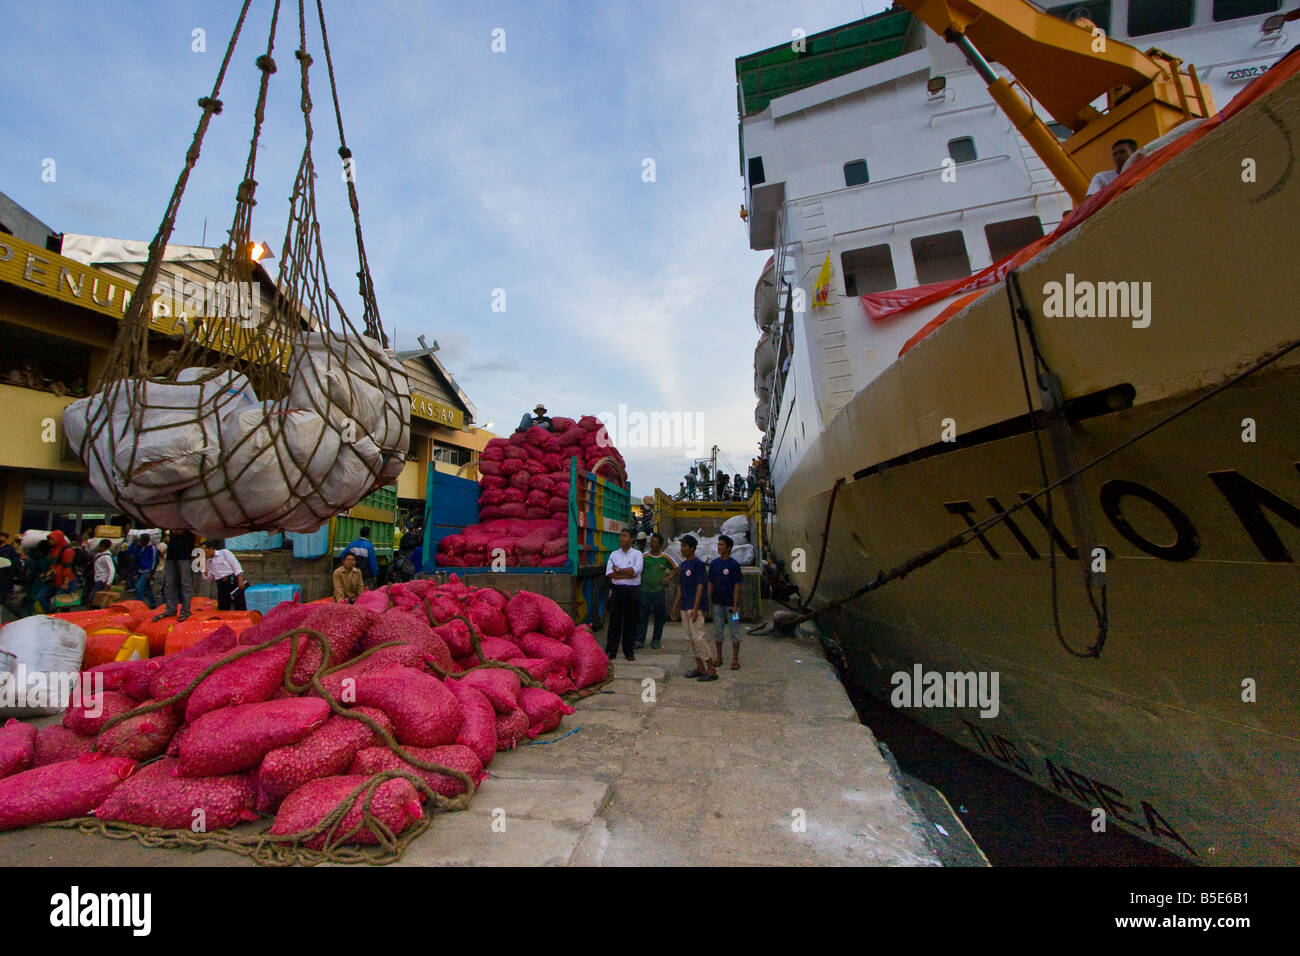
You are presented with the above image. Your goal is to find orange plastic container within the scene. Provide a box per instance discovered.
[105,600,150,616]
[163,617,255,656]
[53,611,116,636]
[141,617,176,657]
[82,629,130,669]
[191,596,218,612]
[195,609,263,624]
[52,609,114,627]
[87,613,137,633]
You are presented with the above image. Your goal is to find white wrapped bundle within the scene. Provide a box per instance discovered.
[127,497,188,531]
[720,514,750,537]
[63,371,258,496]
[286,332,410,457]
[18,531,51,550]
[178,403,313,531]
[62,346,409,534]
[276,432,384,532]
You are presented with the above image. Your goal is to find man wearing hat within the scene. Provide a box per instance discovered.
[516,404,552,433]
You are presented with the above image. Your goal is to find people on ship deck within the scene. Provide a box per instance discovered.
[1085,138,1138,197]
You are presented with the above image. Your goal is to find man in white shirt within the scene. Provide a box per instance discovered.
[203,540,248,611]
[1085,137,1138,197]
[91,540,115,598]
[604,528,643,662]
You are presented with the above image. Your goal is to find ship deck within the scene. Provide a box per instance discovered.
[0,608,964,866]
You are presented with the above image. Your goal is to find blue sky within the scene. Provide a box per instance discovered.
[1,0,890,498]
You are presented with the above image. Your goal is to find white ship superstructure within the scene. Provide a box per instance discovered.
[737,2,1300,864]
[743,2,1293,485]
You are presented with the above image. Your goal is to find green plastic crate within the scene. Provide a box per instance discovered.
[332,515,395,559]
[359,485,398,513]
[568,458,632,571]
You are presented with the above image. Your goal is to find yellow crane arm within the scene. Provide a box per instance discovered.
[902,0,1172,127]
[896,0,1215,202]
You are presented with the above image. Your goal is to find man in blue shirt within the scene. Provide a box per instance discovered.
[673,535,717,681]
[346,527,379,587]
[708,534,743,670]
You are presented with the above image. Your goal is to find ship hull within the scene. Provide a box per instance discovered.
[769,65,1300,865]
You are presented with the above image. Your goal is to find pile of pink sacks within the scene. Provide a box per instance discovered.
[436,414,626,568]
[0,575,608,849]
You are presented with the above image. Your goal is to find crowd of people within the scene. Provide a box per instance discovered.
[675,457,768,502]
[3,362,88,398]
[0,516,431,620]
[0,527,255,620]
[603,527,744,677]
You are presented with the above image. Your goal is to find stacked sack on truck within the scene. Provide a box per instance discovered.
[663,513,755,566]
[436,415,626,568]
[0,575,606,851]
[61,332,411,536]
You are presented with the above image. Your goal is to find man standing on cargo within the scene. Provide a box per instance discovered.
[709,534,743,670]
[674,535,717,681]
[604,528,643,662]
[153,528,196,623]
[635,532,677,650]
[345,526,378,588]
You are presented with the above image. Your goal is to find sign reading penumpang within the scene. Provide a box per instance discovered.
[0,233,290,365]
[0,234,139,320]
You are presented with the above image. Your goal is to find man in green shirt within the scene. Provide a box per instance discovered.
[635,533,677,650]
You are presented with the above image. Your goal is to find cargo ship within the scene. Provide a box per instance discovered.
[737,0,1300,865]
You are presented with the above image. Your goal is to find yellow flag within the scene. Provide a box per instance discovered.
[812,253,832,308]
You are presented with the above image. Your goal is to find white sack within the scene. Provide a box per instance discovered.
[286,332,411,454]
[63,371,258,497]
[0,617,87,717]
[720,514,750,537]
[19,530,51,550]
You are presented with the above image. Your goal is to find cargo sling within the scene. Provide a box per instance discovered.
[67,0,409,535]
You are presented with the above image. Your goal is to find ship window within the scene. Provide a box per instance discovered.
[748,156,766,186]
[911,231,971,285]
[985,217,1044,264]
[1128,0,1194,36]
[1213,0,1280,21]
[1045,2,1112,34]
[841,244,896,296]
[844,160,869,187]
[948,137,977,164]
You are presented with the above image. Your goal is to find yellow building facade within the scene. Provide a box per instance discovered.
[0,192,489,539]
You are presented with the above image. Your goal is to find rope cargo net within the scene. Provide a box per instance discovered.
[62,0,410,535]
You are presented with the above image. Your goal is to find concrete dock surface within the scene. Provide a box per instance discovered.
[0,616,946,866]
